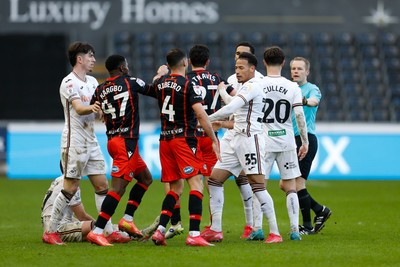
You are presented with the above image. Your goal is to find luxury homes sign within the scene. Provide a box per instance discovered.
[7,0,219,30]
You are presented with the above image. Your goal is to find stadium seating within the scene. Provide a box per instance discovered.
[112,31,399,122]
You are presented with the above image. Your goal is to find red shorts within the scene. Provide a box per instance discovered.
[107,137,147,181]
[159,137,206,183]
[197,136,218,176]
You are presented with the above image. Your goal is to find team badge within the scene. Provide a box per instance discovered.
[112,166,119,173]
[183,166,194,174]
[193,85,204,97]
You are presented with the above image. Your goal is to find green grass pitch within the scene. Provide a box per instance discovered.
[0,177,399,267]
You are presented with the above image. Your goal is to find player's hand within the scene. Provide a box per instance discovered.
[157,65,169,76]
[302,96,308,106]
[91,101,101,113]
[217,82,228,92]
[212,141,222,162]
[298,143,309,161]
[211,121,222,131]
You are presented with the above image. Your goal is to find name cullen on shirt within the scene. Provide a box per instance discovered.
[264,85,288,95]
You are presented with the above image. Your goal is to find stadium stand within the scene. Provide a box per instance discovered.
[112,31,399,122]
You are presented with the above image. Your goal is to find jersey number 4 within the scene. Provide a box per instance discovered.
[161,95,176,121]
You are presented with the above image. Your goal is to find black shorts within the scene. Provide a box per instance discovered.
[295,133,318,179]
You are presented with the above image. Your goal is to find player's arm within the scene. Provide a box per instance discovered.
[211,120,234,131]
[302,96,319,107]
[153,65,169,82]
[193,103,221,162]
[293,105,309,160]
[208,95,245,122]
[71,98,100,115]
[71,203,95,222]
[217,82,234,104]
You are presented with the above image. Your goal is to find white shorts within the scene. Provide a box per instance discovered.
[42,216,84,242]
[215,133,266,177]
[61,145,106,179]
[264,149,301,180]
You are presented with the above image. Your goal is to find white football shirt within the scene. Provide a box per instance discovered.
[259,76,303,151]
[59,72,99,147]
[210,77,264,136]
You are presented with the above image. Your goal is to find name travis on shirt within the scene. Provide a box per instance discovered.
[264,85,288,95]
[191,73,216,83]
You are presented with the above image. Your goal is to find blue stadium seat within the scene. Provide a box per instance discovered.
[136,32,155,44]
[268,32,288,46]
[179,32,201,45]
[291,32,310,45]
[347,110,369,121]
[158,32,177,45]
[370,108,390,121]
[357,32,377,45]
[313,32,333,45]
[336,32,354,45]
[246,32,266,45]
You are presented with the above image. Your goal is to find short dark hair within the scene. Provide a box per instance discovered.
[237,52,258,68]
[189,44,210,67]
[236,42,255,55]
[105,54,126,72]
[166,48,186,68]
[263,46,285,66]
[68,42,95,67]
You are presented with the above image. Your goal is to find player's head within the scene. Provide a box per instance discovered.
[166,48,188,70]
[235,42,255,60]
[105,54,129,75]
[235,52,257,83]
[68,42,95,68]
[263,46,285,67]
[290,56,310,86]
[189,44,210,68]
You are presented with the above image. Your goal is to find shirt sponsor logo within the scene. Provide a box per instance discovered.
[268,129,286,137]
[160,128,183,135]
[183,166,194,174]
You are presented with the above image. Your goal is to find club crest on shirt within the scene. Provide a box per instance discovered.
[183,166,194,174]
[193,85,203,97]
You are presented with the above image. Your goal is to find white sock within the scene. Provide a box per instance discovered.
[49,192,69,233]
[95,192,114,234]
[252,194,263,230]
[189,231,200,237]
[209,184,224,232]
[254,190,280,236]
[123,214,133,221]
[93,226,104,234]
[157,225,166,234]
[237,183,253,226]
[286,192,300,233]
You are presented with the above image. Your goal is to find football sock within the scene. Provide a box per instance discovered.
[188,190,203,232]
[286,191,300,233]
[94,191,121,232]
[252,183,280,236]
[310,195,324,215]
[159,191,179,228]
[235,175,253,227]
[253,195,263,230]
[297,189,313,229]
[208,178,224,232]
[170,204,182,225]
[124,182,148,219]
[48,190,73,233]
[95,189,113,234]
